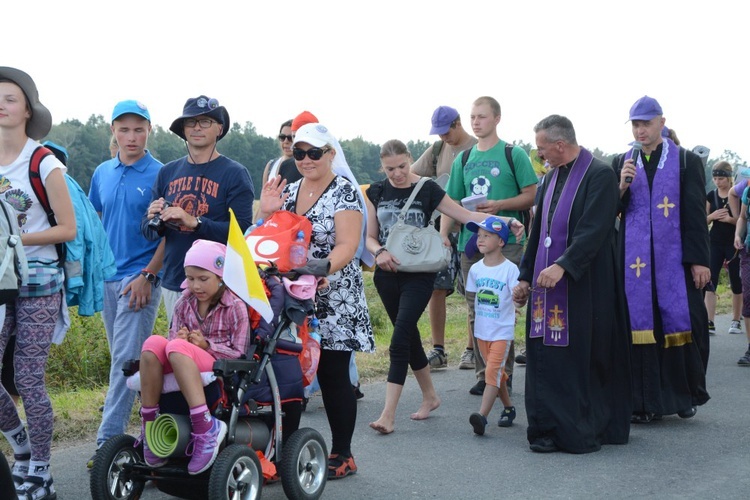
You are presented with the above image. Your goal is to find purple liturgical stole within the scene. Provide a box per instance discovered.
[624,138,692,346]
[530,148,593,347]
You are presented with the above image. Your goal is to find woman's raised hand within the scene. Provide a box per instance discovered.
[259,176,288,215]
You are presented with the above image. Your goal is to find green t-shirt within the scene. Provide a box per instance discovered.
[445,140,537,250]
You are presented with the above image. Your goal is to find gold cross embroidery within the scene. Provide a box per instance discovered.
[630,256,646,278]
[657,196,675,217]
[549,304,563,321]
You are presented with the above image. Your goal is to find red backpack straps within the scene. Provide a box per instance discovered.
[28,146,57,227]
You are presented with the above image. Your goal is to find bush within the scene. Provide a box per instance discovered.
[46,301,170,392]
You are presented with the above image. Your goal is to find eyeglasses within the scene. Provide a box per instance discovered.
[278,134,294,142]
[293,147,330,161]
[184,118,217,129]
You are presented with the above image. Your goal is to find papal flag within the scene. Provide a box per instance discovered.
[223,208,273,322]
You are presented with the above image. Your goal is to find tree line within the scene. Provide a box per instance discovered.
[44,114,744,196]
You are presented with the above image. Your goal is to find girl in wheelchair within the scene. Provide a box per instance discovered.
[138,239,249,475]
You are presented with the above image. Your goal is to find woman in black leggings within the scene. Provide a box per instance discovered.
[364,139,522,435]
[705,162,742,335]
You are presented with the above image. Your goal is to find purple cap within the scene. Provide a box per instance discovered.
[629,96,663,121]
[430,106,459,135]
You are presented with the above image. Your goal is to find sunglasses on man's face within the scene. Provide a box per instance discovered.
[293,147,330,161]
[278,134,294,142]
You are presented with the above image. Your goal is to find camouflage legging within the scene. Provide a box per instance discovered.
[0,294,60,462]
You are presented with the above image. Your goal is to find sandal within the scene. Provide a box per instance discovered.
[16,475,57,500]
[12,452,30,487]
[328,453,357,480]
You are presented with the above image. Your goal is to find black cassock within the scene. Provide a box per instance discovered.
[520,156,632,453]
[615,143,710,416]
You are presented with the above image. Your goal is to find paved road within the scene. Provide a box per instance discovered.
[46,313,750,498]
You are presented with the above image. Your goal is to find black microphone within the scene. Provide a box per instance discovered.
[625,141,641,183]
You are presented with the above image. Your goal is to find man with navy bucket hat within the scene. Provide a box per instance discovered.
[85,100,165,469]
[141,96,255,324]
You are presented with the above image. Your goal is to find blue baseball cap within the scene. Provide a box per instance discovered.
[466,216,509,244]
[112,100,151,123]
[430,105,459,135]
[628,95,663,121]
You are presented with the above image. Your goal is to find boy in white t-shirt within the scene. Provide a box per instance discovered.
[465,216,520,435]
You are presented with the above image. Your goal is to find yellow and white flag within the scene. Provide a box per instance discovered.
[223,209,274,322]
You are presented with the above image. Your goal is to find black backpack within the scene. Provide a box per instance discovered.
[461,144,532,236]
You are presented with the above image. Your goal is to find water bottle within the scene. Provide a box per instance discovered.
[289,230,308,268]
[301,318,321,386]
[244,218,263,237]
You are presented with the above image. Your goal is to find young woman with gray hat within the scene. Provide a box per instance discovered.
[0,66,76,500]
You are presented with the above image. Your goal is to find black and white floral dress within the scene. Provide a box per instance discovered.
[282,176,375,353]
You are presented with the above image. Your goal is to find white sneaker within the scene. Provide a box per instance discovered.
[458,349,475,370]
[729,320,743,334]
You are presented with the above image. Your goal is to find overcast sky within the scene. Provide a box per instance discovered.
[6,0,747,163]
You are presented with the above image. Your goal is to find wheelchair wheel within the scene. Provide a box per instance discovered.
[90,434,146,500]
[280,427,327,500]
[208,444,263,500]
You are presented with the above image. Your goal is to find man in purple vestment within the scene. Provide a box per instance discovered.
[615,96,710,423]
[514,115,632,453]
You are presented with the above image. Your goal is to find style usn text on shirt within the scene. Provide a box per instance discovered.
[167,176,219,198]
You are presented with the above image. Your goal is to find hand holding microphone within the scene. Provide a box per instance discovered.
[625,141,642,183]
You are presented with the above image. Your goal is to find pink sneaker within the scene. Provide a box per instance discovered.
[186,418,227,475]
[137,423,167,468]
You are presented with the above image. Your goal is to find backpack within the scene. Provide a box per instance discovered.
[431,140,444,175]
[28,146,117,314]
[461,143,533,236]
[0,198,28,305]
[245,210,313,272]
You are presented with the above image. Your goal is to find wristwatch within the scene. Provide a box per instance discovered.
[140,270,160,286]
[194,216,203,232]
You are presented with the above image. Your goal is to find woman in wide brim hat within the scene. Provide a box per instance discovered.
[0,66,52,140]
[169,95,230,141]
[0,66,75,499]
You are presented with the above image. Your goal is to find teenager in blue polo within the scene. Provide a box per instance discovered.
[87,100,164,468]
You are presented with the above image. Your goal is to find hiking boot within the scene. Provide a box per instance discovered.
[738,350,750,366]
[458,349,475,370]
[728,320,742,334]
[16,475,56,500]
[498,406,516,427]
[469,412,488,435]
[708,320,716,335]
[427,348,448,369]
[469,380,486,395]
[186,417,227,475]
[515,348,527,365]
[328,453,357,480]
